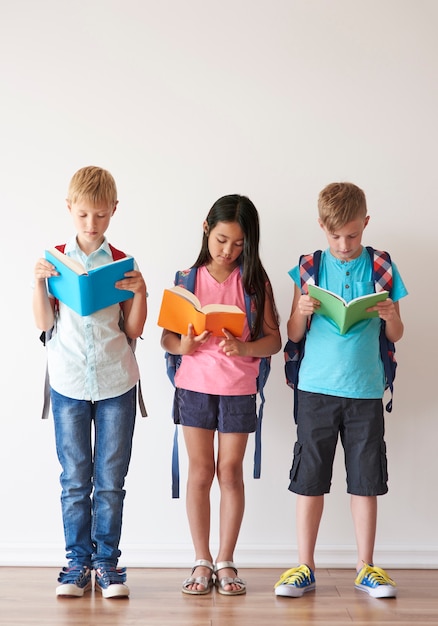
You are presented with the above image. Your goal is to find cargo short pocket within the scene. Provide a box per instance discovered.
[289,441,302,482]
[221,394,257,433]
[174,388,214,428]
[380,440,388,484]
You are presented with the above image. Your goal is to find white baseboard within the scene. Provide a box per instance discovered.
[1,543,437,568]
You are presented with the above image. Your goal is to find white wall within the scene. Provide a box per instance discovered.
[1,0,436,568]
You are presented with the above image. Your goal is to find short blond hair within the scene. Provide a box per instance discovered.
[67,166,117,207]
[318,182,367,232]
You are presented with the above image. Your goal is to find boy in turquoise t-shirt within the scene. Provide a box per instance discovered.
[275,182,407,599]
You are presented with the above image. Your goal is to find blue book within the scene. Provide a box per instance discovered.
[45,248,135,316]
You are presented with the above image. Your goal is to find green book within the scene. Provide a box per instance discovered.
[307,284,389,335]
[45,248,134,316]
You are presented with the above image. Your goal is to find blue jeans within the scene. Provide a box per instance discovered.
[51,387,136,568]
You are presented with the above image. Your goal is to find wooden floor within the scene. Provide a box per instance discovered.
[1,567,438,625]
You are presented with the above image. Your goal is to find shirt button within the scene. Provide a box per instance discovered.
[345,284,350,289]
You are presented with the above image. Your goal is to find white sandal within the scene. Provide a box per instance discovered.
[214,561,246,596]
[181,559,214,595]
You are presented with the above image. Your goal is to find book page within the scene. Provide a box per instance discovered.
[45,248,86,275]
[201,303,244,314]
[168,286,202,310]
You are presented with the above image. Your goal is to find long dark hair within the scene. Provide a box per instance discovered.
[193,194,278,338]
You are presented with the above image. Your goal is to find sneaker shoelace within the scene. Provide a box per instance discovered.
[360,565,396,587]
[96,566,127,586]
[275,565,312,587]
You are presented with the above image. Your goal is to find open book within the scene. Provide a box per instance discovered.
[157,285,246,337]
[308,284,389,335]
[45,248,134,316]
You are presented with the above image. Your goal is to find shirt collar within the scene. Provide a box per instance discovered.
[64,235,112,259]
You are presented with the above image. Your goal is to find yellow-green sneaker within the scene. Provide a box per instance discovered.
[274,564,316,597]
[354,563,397,598]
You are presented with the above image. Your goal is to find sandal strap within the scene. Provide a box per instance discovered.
[192,559,214,574]
[183,575,211,588]
[217,576,246,588]
[214,561,238,575]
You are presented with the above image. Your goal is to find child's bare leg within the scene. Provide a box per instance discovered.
[215,432,248,592]
[182,426,216,591]
[351,494,377,571]
[296,494,324,571]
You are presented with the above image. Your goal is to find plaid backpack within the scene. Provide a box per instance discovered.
[284,246,396,421]
[165,266,271,498]
[40,243,147,419]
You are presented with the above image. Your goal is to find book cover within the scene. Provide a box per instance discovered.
[157,285,246,337]
[45,248,135,316]
[307,284,389,335]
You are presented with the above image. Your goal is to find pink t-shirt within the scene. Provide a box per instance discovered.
[174,265,260,396]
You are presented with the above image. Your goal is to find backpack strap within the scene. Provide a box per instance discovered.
[108,243,127,261]
[299,251,322,294]
[168,267,197,497]
[247,284,271,480]
[40,334,53,420]
[366,247,396,412]
[366,246,393,292]
[40,244,65,418]
[110,244,148,418]
[284,250,321,422]
[236,271,270,480]
[253,352,270,479]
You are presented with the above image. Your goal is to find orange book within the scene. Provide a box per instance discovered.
[157,286,245,337]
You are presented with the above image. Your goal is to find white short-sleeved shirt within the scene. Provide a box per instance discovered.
[289,246,408,399]
[46,236,139,401]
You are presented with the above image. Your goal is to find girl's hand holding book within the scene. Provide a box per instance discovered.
[180,324,211,355]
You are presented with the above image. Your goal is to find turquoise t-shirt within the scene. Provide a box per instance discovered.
[289,247,408,399]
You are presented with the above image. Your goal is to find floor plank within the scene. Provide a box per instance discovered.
[1,567,438,625]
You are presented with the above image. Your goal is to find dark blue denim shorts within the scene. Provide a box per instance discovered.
[173,388,257,433]
[288,391,388,497]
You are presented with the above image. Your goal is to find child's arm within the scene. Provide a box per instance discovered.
[33,258,57,331]
[219,285,282,358]
[286,283,320,342]
[117,270,147,339]
[369,298,404,343]
[161,326,211,355]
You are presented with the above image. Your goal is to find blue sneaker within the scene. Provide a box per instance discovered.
[274,564,316,597]
[95,566,129,598]
[355,563,397,598]
[56,565,92,597]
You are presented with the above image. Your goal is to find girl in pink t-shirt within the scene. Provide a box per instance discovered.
[161,194,281,596]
